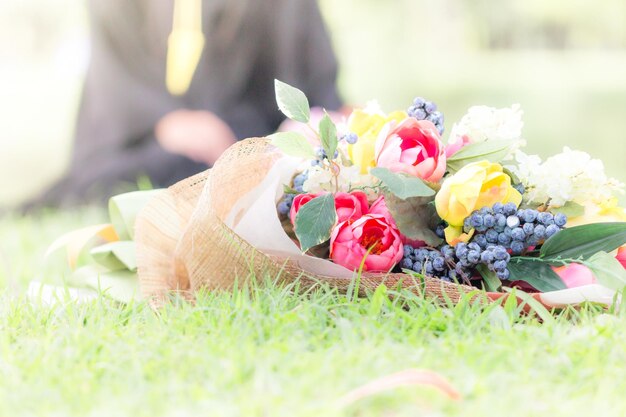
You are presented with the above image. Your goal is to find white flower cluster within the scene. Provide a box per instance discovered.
[303,164,374,194]
[511,147,625,207]
[449,104,525,149]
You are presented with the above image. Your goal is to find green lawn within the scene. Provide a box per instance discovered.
[1,209,626,416]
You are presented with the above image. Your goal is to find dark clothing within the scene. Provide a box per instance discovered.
[35,0,341,206]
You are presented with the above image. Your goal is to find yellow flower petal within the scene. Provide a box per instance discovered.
[444,226,475,246]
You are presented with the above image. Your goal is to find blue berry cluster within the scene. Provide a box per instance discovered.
[407,97,444,135]
[401,242,513,282]
[277,171,308,216]
[401,246,455,282]
[469,243,511,280]
[450,241,511,280]
[464,203,567,255]
[404,202,568,284]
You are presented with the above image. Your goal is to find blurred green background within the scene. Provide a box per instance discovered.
[1,0,625,207]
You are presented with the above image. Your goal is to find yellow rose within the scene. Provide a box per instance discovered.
[347,109,406,174]
[566,198,626,227]
[435,161,522,244]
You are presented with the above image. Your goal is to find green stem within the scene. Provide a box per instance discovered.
[306,122,321,141]
[512,255,588,267]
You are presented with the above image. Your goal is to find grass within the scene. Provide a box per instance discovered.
[2,209,626,416]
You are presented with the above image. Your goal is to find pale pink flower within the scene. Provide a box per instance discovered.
[375,118,446,183]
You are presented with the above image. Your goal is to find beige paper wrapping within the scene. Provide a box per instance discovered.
[134,138,479,306]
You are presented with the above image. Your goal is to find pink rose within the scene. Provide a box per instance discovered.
[334,191,369,223]
[375,118,446,182]
[290,193,318,225]
[330,214,403,272]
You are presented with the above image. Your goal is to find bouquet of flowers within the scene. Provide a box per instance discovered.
[260,80,626,306]
[42,80,626,309]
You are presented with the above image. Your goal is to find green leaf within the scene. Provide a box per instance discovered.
[370,167,435,200]
[283,184,303,195]
[109,190,163,240]
[318,112,338,160]
[269,132,316,159]
[502,167,520,185]
[477,264,502,292]
[540,222,626,261]
[447,140,515,172]
[294,194,337,253]
[550,201,585,218]
[90,241,137,272]
[507,258,566,292]
[274,79,310,123]
[586,251,626,291]
[384,194,442,247]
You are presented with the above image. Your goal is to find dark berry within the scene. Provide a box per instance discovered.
[546,224,560,238]
[467,250,481,264]
[537,212,554,225]
[492,202,504,214]
[511,228,525,241]
[433,257,446,271]
[533,225,546,240]
[493,260,508,271]
[503,203,518,216]
[401,258,414,269]
[554,213,567,227]
[344,132,358,144]
[455,243,469,259]
[480,251,494,263]
[277,201,290,215]
[473,234,488,249]
[497,233,511,246]
[510,241,525,255]
[522,223,534,236]
[522,210,538,223]
[486,229,499,243]
[483,214,496,228]
[496,269,510,280]
[424,101,437,113]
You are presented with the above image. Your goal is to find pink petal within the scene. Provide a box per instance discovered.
[399,146,422,165]
[553,263,597,288]
[364,253,395,272]
[616,246,626,269]
[376,136,403,168]
[412,157,436,180]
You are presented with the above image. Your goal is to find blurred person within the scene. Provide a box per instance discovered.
[30,0,341,207]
